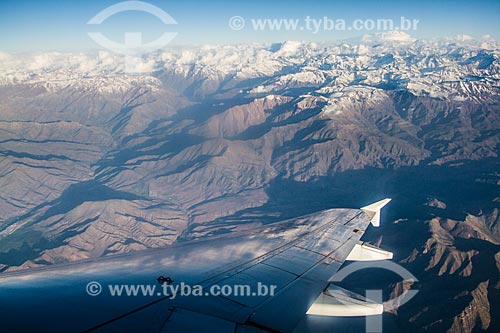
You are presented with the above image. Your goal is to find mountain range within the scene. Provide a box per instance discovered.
[0,36,499,332]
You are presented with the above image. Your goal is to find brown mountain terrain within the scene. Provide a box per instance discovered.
[0,42,499,331]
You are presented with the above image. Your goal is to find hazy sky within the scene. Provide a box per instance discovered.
[0,0,499,51]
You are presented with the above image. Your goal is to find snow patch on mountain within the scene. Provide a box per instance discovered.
[362,31,416,43]
[0,38,498,99]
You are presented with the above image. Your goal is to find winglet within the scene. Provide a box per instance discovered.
[361,198,391,227]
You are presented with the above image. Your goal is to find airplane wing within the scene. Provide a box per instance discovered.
[0,199,392,333]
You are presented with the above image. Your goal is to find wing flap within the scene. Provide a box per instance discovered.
[346,242,393,261]
[306,284,383,317]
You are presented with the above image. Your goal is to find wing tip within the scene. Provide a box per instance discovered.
[361,198,392,227]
